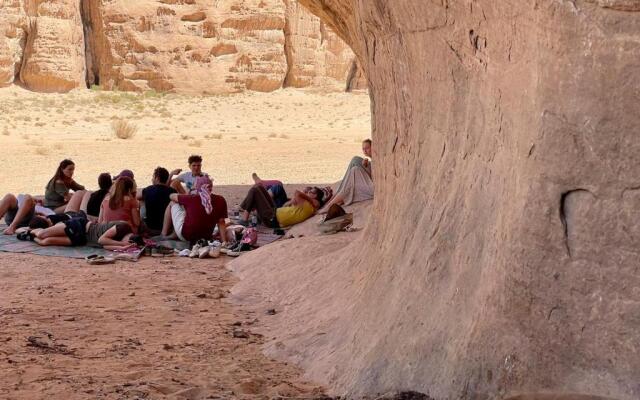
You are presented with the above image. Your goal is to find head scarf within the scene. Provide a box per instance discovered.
[195,175,213,215]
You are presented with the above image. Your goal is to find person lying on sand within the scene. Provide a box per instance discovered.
[161,176,228,244]
[43,159,85,214]
[24,215,139,251]
[320,138,374,212]
[238,184,324,228]
[169,155,209,194]
[0,193,55,235]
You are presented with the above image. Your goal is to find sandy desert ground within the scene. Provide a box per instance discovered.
[0,86,371,196]
[0,88,372,399]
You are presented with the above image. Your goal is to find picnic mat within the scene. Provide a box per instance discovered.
[0,224,143,260]
[0,223,282,260]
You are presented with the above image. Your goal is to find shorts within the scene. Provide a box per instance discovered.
[4,194,35,228]
[171,203,186,242]
[63,217,88,246]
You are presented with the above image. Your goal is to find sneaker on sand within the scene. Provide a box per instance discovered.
[226,243,253,257]
[208,246,221,258]
[219,242,236,254]
[198,246,210,259]
[189,239,207,258]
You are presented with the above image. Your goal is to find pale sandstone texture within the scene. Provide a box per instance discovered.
[0,0,364,93]
[232,1,640,400]
[0,0,85,91]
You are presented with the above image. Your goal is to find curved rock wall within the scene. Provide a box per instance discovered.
[0,0,365,93]
[232,1,640,399]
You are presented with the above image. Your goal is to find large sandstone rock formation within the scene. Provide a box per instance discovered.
[0,0,364,93]
[232,1,640,399]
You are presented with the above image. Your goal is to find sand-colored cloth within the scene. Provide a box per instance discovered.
[336,164,374,206]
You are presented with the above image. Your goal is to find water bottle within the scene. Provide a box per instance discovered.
[250,214,258,227]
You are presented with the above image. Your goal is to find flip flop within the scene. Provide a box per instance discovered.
[85,255,115,265]
[16,230,34,241]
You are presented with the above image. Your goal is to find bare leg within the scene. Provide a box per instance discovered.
[0,194,17,221]
[53,204,67,214]
[170,180,187,194]
[161,202,177,238]
[34,223,67,239]
[251,173,262,185]
[5,195,35,234]
[35,237,72,246]
[64,190,87,213]
[80,191,92,213]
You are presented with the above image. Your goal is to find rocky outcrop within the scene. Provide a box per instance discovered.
[0,0,365,93]
[232,1,640,400]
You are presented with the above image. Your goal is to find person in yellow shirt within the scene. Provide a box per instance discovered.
[238,185,324,228]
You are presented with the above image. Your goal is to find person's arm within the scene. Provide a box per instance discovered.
[98,227,136,251]
[97,201,105,223]
[130,199,141,232]
[136,188,145,201]
[69,180,85,192]
[169,169,182,182]
[169,193,180,203]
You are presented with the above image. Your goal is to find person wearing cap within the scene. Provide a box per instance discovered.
[169,155,209,194]
[161,175,227,243]
[99,176,140,233]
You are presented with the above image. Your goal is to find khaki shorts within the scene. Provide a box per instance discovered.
[171,203,186,242]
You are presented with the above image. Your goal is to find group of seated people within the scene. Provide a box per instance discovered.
[0,140,374,252]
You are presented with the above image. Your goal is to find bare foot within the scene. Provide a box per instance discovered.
[251,173,262,185]
[3,226,16,235]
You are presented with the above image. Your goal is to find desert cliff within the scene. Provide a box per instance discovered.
[0,0,366,93]
[232,1,640,399]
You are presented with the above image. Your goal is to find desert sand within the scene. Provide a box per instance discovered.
[0,252,327,400]
[0,87,372,399]
[0,86,371,196]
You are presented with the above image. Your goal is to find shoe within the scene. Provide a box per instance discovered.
[198,246,210,259]
[152,245,174,257]
[189,239,207,258]
[178,249,190,257]
[220,241,236,254]
[208,246,221,258]
[85,254,115,265]
[16,230,34,241]
[226,243,252,257]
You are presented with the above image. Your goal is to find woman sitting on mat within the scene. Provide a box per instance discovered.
[43,159,85,213]
[238,184,324,228]
[98,177,140,233]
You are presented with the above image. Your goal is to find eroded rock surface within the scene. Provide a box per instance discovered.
[232,1,640,399]
[0,0,364,93]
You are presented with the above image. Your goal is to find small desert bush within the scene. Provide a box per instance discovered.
[188,140,202,147]
[205,133,223,140]
[34,147,49,156]
[111,119,137,139]
[268,133,277,138]
[249,136,258,141]
[180,134,194,141]
[279,134,289,139]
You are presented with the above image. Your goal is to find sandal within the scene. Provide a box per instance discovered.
[16,230,34,241]
[85,254,115,265]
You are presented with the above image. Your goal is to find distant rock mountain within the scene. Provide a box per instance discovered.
[0,0,367,94]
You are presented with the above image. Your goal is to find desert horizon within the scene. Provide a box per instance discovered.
[0,86,371,196]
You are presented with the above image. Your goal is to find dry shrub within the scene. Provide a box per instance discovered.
[279,134,289,139]
[205,133,223,140]
[111,119,137,139]
[268,133,277,138]
[249,136,258,141]
[180,134,194,141]
[188,140,202,147]
[35,122,46,127]
[34,147,49,156]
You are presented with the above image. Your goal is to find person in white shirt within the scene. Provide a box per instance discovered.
[169,155,210,194]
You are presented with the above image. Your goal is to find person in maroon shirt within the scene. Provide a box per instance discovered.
[161,175,227,243]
